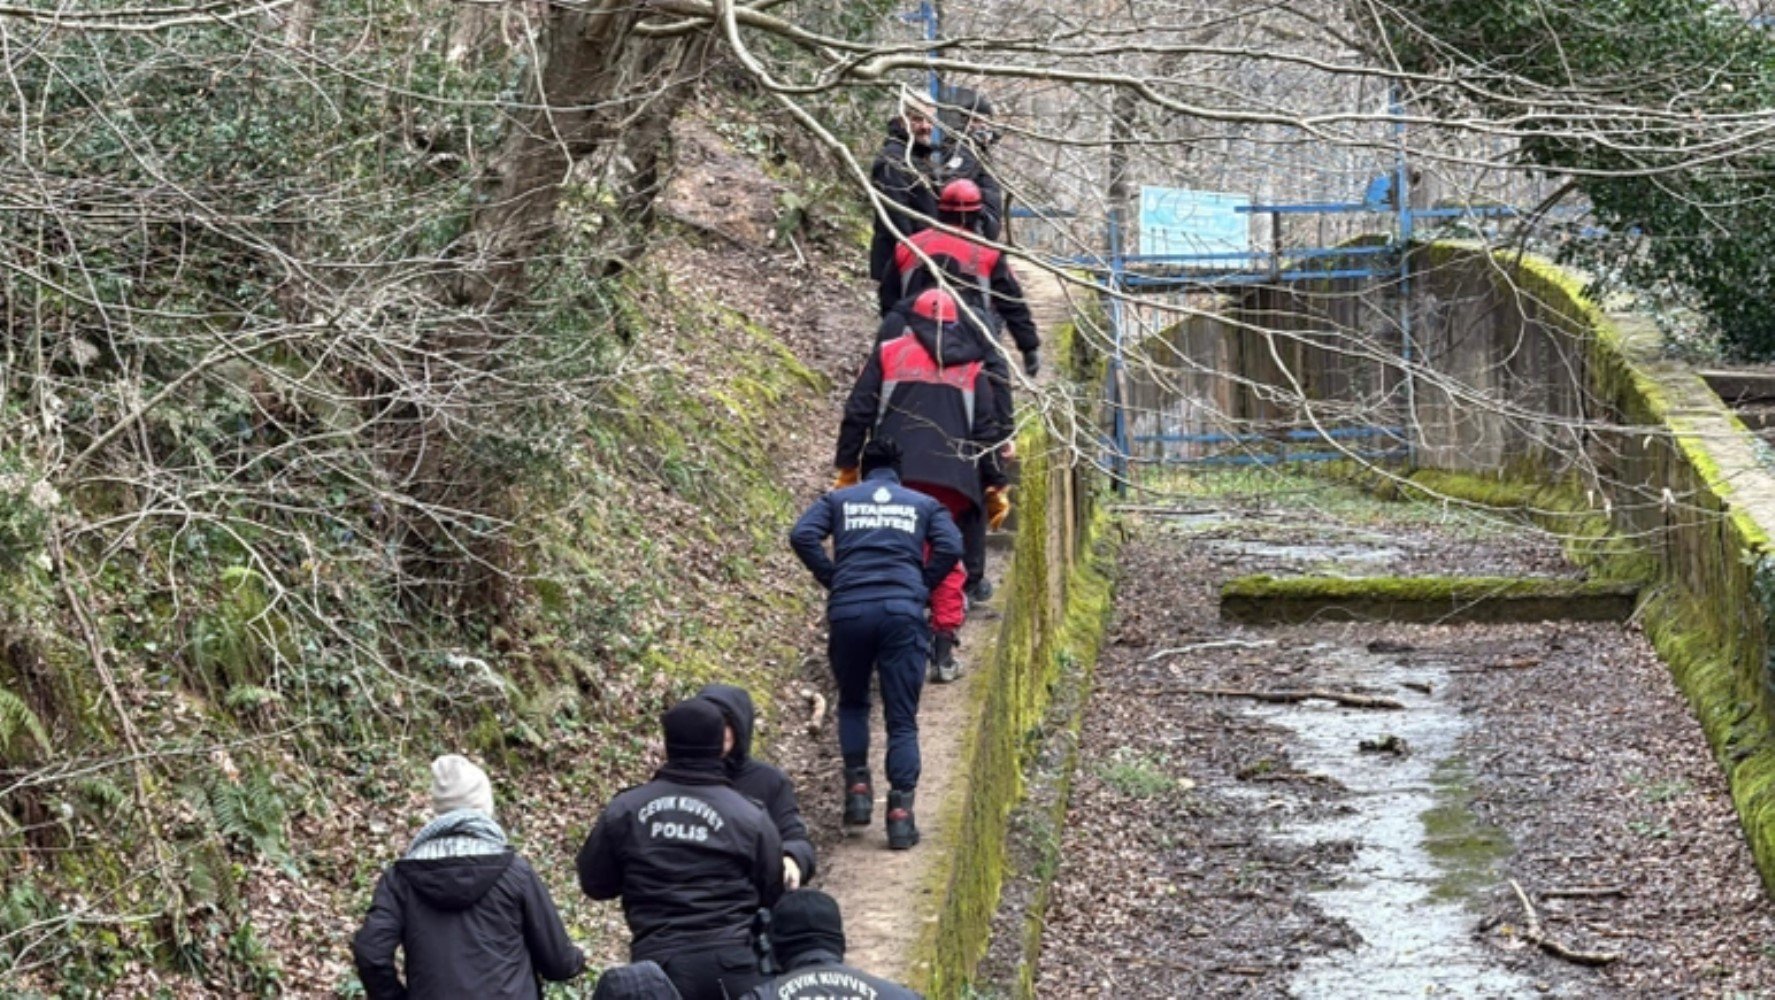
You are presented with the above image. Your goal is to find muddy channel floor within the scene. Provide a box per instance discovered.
[1025,492,1775,998]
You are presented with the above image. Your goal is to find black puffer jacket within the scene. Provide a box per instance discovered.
[576,762,784,962]
[696,684,817,880]
[352,816,584,999]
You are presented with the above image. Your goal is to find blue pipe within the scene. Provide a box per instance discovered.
[1157,448,1410,467]
[1132,427,1406,444]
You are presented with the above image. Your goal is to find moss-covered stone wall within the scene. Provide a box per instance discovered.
[1188,243,1775,894]
[1134,240,1775,895]
[1451,247,1775,896]
[907,315,1115,996]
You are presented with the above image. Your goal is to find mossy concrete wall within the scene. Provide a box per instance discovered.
[1143,241,1775,894]
[907,316,1114,997]
[1444,246,1775,897]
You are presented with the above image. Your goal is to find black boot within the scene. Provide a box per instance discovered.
[886,789,919,850]
[843,767,873,827]
[930,631,961,684]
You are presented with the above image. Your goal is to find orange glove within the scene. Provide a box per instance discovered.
[985,486,1011,530]
[833,467,860,489]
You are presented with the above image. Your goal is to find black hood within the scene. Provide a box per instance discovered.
[593,960,682,999]
[907,309,988,367]
[697,683,755,768]
[394,853,514,912]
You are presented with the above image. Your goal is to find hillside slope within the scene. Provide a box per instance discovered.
[3,107,881,998]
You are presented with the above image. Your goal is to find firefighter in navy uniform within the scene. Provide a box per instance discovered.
[739,890,921,1000]
[789,437,963,850]
[577,699,784,1000]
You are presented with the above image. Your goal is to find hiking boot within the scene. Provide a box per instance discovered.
[964,576,993,603]
[886,789,919,850]
[930,631,961,684]
[843,767,873,827]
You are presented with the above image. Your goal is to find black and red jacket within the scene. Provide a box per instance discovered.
[836,297,1007,507]
[876,224,1039,357]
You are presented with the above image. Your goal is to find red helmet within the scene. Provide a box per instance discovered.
[939,178,983,214]
[911,289,959,323]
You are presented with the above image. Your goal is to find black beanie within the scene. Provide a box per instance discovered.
[662,699,725,762]
[771,889,846,963]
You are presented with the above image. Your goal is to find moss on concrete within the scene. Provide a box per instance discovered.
[1421,243,1775,897]
[907,313,1117,995]
[1220,573,1640,625]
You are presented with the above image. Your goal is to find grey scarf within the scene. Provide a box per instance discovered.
[403,808,508,861]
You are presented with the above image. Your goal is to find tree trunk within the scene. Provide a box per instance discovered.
[453,0,694,313]
[389,2,705,615]
[282,0,320,50]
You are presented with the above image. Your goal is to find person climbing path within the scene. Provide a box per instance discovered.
[789,437,963,851]
[810,247,1076,988]
[840,289,1009,605]
[739,890,922,1000]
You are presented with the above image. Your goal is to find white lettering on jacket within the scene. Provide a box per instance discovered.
[636,795,726,843]
[775,970,881,999]
[841,501,918,534]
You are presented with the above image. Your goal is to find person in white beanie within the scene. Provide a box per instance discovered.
[430,753,496,818]
[353,753,585,998]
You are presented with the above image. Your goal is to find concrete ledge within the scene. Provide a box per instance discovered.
[1219,574,1640,625]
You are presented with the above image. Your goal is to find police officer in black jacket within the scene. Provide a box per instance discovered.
[933,85,1005,241]
[739,890,921,1000]
[789,437,963,850]
[577,699,785,1000]
[695,683,816,888]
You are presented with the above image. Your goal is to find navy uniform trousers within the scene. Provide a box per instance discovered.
[827,596,929,791]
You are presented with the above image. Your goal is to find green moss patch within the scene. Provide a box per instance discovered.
[1420,243,1775,897]
[907,312,1118,996]
[1220,574,1640,624]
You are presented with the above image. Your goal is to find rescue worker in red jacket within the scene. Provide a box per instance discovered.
[876,177,1040,381]
[835,288,1008,624]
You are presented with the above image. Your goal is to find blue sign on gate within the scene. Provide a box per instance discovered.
[1138,187,1252,260]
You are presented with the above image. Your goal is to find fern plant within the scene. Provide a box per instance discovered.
[0,687,49,759]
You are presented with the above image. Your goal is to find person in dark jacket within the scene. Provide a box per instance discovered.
[695,683,816,888]
[933,85,1005,241]
[592,961,682,1000]
[577,699,785,1000]
[842,289,1009,604]
[867,89,939,282]
[739,890,921,1000]
[790,436,963,850]
[352,754,585,1000]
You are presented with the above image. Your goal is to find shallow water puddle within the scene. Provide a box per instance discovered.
[1231,645,1555,998]
[1206,538,1406,566]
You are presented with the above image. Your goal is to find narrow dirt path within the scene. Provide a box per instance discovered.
[1028,479,1775,997]
[810,265,1076,983]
